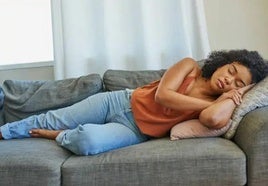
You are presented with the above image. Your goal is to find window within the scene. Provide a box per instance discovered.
[0,0,54,68]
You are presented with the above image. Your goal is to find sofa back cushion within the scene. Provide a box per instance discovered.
[103,69,166,91]
[102,60,206,91]
[2,74,103,124]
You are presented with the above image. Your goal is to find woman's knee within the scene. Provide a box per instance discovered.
[65,124,144,155]
[70,126,104,155]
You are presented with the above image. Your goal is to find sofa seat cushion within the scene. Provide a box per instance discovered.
[61,138,246,186]
[0,138,72,186]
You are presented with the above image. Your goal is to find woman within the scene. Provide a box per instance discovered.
[0,49,267,155]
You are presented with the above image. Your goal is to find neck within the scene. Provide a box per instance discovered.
[194,76,219,98]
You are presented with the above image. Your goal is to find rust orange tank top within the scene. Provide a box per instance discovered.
[131,76,199,137]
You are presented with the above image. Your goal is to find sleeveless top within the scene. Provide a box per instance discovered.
[131,76,200,137]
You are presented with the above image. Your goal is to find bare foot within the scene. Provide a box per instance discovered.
[29,129,62,140]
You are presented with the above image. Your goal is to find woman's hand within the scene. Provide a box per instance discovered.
[215,84,255,105]
[238,83,255,94]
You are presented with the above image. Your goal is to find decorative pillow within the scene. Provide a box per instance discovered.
[170,119,231,140]
[2,74,103,123]
[223,76,268,139]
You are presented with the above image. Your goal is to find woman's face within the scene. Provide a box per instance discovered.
[210,62,252,94]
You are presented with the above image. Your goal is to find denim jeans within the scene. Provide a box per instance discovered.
[0,90,149,155]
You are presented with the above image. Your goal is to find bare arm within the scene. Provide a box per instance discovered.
[155,58,213,111]
[199,85,254,129]
[199,98,236,129]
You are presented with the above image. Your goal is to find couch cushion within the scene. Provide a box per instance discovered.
[0,138,72,186]
[2,74,103,123]
[103,69,166,91]
[61,137,246,186]
[234,107,268,185]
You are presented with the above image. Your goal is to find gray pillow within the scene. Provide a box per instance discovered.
[103,69,166,91]
[2,74,103,123]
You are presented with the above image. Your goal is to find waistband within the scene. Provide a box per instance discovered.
[125,88,134,100]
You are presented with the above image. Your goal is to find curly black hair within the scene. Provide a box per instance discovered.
[201,49,268,83]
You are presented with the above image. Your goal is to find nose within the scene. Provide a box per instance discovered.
[225,76,234,85]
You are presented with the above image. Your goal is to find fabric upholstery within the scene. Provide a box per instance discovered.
[234,107,268,186]
[62,138,246,186]
[0,138,72,186]
[103,69,166,91]
[2,74,103,123]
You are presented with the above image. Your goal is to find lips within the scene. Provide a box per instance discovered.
[217,79,224,89]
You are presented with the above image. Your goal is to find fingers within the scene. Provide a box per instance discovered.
[231,84,255,105]
[232,90,242,105]
[239,84,255,94]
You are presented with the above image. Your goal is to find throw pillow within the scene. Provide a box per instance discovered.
[170,119,231,140]
[223,76,268,139]
[2,74,103,123]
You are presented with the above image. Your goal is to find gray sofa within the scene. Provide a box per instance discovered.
[0,69,267,186]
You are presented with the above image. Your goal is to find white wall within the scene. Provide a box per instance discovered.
[0,0,267,83]
[204,0,268,59]
[0,66,54,85]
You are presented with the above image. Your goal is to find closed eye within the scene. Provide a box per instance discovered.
[235,80,245,88]
[228,65,235,75]
[232,64,247,87]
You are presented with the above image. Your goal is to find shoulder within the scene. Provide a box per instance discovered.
[173,57,201,76]
[158,58,201,90]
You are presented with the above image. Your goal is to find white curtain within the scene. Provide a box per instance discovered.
[52,0,210,79]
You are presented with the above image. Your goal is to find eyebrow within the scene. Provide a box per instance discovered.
[232,64,246,86]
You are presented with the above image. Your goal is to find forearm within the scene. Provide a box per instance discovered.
[199,98,236,129]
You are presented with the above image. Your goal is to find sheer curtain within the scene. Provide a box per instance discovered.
[52,0,210,79]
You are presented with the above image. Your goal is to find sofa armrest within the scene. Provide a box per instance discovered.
[233,106,268,186]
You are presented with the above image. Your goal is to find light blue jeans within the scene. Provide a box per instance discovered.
[0,90,149,155]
